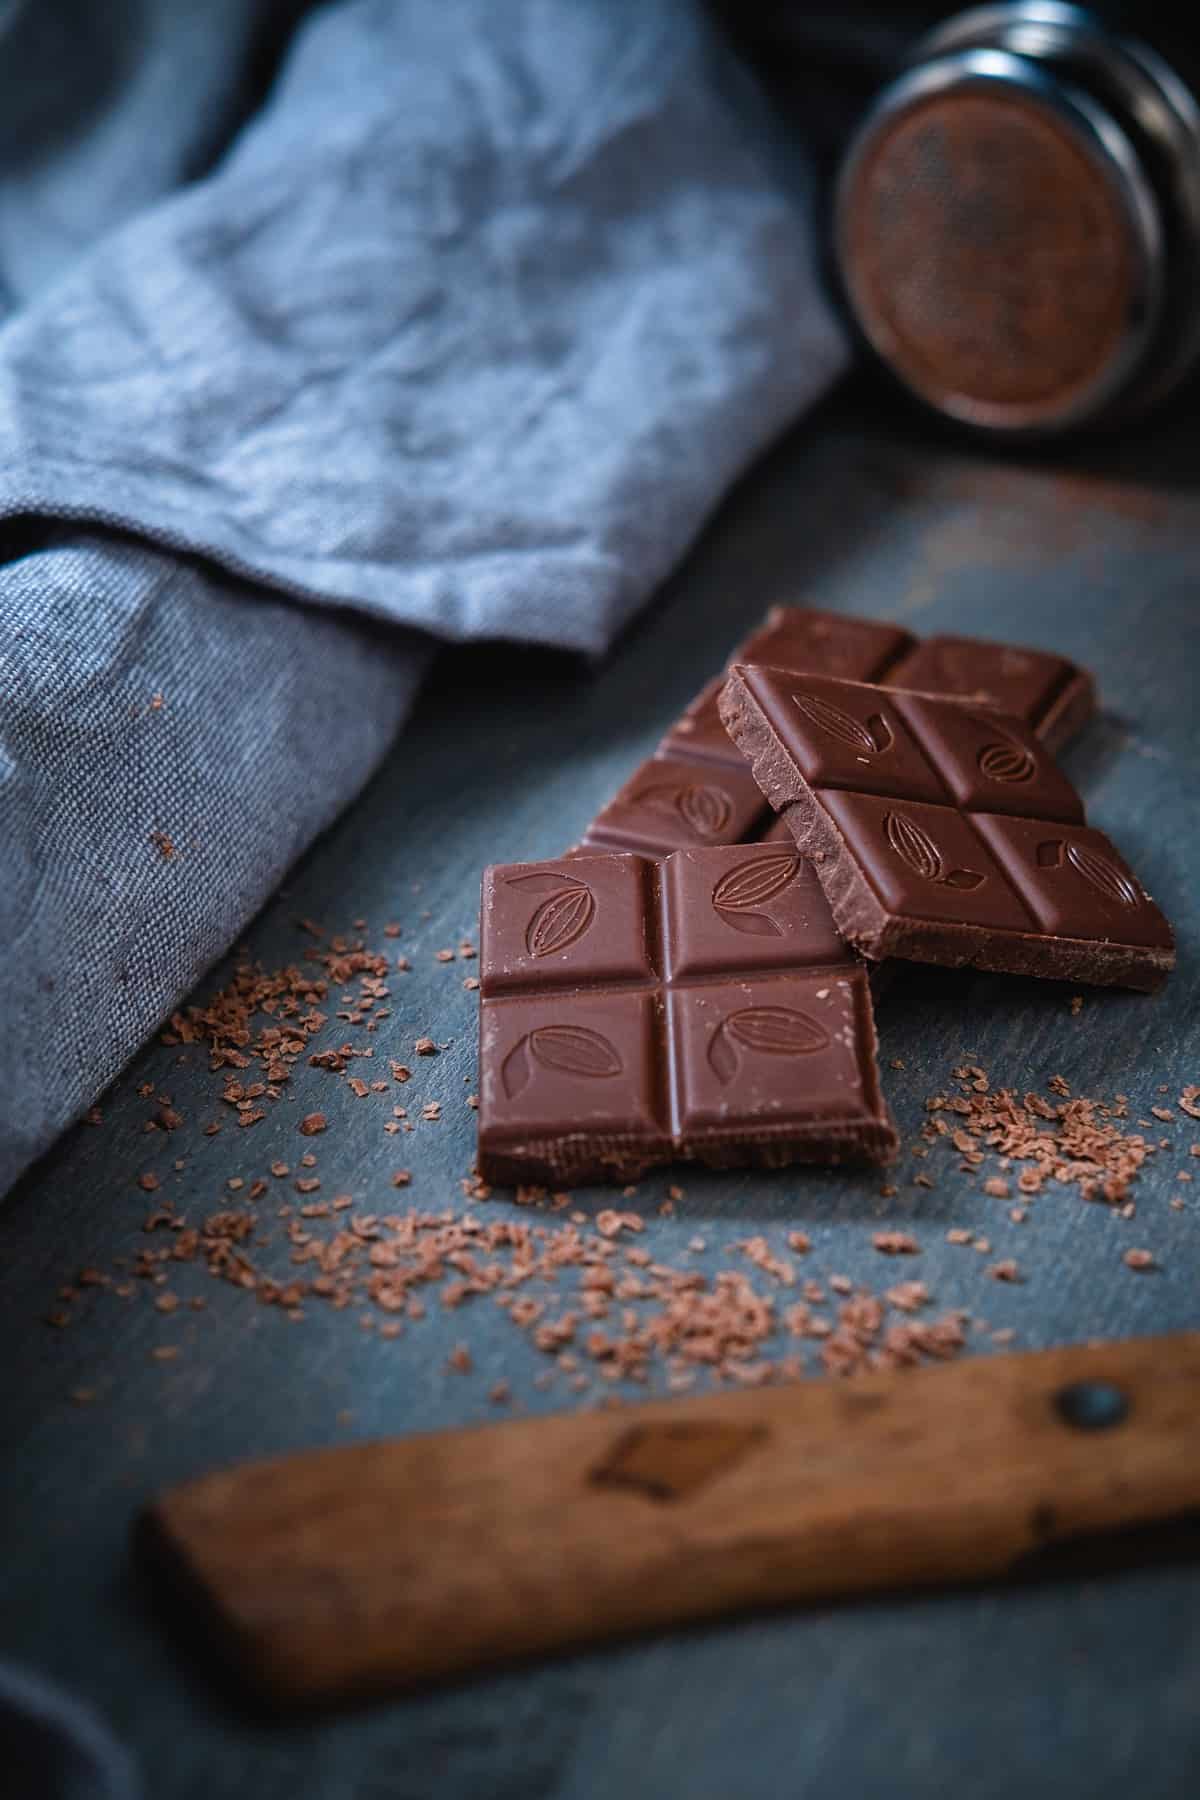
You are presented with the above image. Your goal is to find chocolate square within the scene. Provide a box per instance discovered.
[668,971,883,1141]
[818,792,1038,932]
[480,855,652,993]
[661,844,846,978]
[971,816,1171,948]
[480,989,663,1147]
[582,755,768,857]
[742,671,948,804]
[886,693,1084,824]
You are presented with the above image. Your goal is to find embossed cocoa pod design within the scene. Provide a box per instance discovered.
[524,883,595,957]
[710,850,799,935]
[634,782,733,839]
[728,1007,829,1054]
[708,1005,829,1083]
[500,1035,534,1099]
[530,1026,623,1077]
[678,784,733,838]
[500,1026,622,1101]
[883,811,985,891]
[885,811,943,879]
[968,714,1037,785]
[792,692,893,755]
[977,741,1037,783]
[1064,842,1141,907]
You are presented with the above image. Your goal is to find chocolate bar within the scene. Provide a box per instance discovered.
[478,845,897,1185]
[718,667,1173,992]
[577,606,1095,857]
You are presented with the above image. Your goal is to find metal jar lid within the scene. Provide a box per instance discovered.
[834,3,1200,437]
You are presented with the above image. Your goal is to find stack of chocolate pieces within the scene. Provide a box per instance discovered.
[476,608,1174,1186]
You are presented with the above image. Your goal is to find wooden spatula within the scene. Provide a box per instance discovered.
[140,1330,1200,1705]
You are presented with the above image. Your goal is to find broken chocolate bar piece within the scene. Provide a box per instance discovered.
[577,606,1095,856]
[478,845,897,1186]
[718,666,1172,992]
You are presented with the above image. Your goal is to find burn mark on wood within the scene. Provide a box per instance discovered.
[590,1420,767,1503]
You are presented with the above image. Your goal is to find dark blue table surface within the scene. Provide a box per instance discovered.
[5,389,1200,1799]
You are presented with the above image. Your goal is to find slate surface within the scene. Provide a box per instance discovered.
[4,388,1199,1799]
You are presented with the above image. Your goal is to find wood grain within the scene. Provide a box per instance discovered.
[141,1331,1200,1704]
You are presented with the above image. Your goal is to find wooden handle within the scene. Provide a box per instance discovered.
[140,1331,1200,1704]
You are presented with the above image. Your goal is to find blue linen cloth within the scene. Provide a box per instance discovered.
[0,0,845,1201]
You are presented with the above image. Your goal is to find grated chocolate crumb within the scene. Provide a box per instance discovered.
[872,1231,919,1256]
